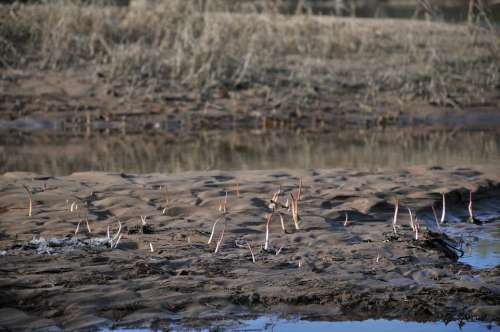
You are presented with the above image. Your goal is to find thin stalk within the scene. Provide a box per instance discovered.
[440,193,446,224]
[22,185,32,217]
[247,242,255,263]
[392,199,399,235]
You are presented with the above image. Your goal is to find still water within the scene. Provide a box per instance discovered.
[1,128,499,175]
[101,317,498,332]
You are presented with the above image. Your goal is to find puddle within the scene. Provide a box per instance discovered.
[444,221,500,269]
[1,128,499,175]
[100,318,499,332]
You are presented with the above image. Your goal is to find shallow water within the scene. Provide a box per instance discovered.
[101,318,499,332]
[445,221,500,269]
[1,128,499,175]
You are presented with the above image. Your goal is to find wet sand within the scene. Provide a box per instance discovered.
[0,167,499,330]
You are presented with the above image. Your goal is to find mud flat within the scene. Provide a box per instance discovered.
[0,167,499,330]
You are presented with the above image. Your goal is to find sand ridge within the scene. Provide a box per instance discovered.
[0,166,499,330]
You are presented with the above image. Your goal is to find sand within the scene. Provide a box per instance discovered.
[0,166,499,330]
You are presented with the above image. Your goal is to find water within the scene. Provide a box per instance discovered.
[1,128,499,175]
[100,318,499,332]
[444,221,500,269]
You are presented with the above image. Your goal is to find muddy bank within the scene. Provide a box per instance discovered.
[0,167,499,330]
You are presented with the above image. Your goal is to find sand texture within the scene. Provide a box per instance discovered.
[0,167,499,330]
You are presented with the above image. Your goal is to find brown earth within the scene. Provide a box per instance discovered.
[0,167,499,330]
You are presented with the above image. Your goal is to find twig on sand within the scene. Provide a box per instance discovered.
[247,242,256,263]
[236,182,240,198]
[440,193,446,224]
[149,242,154,252]
[140,215,147,226]
[264,212,273,250]
[276,245,284,256]
[22,185,32,217]
[392,199,399,235]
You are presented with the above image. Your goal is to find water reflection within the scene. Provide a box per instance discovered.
[1,128,499,176]
[100,318,498,332]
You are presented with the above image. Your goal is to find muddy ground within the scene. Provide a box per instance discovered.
[0,167,499,330]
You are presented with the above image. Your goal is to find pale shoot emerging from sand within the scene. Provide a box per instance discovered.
[22,185,32,217]
[279,213,285,232]
[70,201,78,213]
[440,193,446,224]
[247,242,256,263]
[209,192,229,246]
[208,217,222,245]
[113,234,122,249]
[264,213,273,250]
[414,218,420,240]
[290,192,300,230]
[407,208,415,232]
[85,217,91,233]
[344,212,349,227]
[214,223,226,254]
[392,199,399,235]
[468,190,474,223]
[110,219,122,249]
[74,220,81,236]
[149,242,154,252]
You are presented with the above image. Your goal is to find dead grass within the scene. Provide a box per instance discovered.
[0,0,499,107]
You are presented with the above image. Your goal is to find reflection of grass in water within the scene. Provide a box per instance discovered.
[0,129,499,175]
[475,239,500,258]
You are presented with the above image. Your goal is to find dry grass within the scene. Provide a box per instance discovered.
[1,0,499,107]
